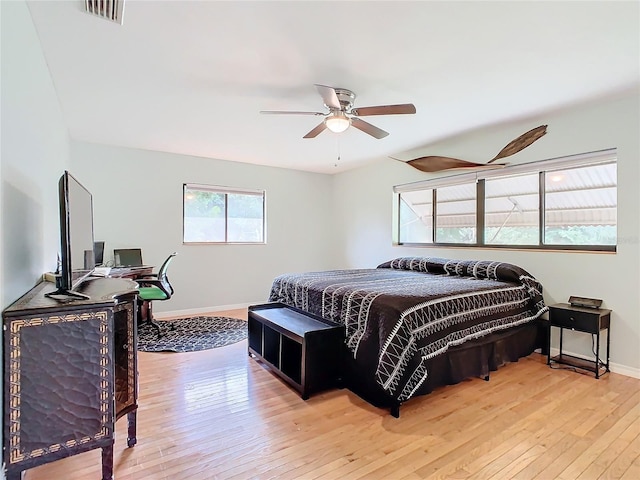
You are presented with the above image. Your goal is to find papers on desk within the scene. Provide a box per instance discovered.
[92,266,112,277]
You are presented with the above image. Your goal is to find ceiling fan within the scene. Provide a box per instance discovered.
[260,84,416,139]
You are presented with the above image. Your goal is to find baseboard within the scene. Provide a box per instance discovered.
[154,301,263,319]
[549,347,640,379]
[153,310,640,379]
[610,363,640,379]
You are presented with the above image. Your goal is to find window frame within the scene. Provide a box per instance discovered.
[434,181,477,245]
[395,149,617,252]
[482,170,540,246]
[183,183,266,245]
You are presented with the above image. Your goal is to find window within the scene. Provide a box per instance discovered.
[183,184,265,244]
[544,163,617,246]
[485,172,539,245]
[399,188,433,243]
[435,182,476,244]
[396,149,617,251]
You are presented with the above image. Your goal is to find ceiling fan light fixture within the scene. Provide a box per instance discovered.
[325,113,351,133]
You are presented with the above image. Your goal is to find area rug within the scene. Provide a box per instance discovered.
[138,316,247,353]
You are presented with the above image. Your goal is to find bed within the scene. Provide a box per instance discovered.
[268,257,548,416]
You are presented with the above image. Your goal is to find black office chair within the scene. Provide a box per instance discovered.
[137,252,177,338]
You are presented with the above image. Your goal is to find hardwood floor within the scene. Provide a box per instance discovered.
[25,309,640,480]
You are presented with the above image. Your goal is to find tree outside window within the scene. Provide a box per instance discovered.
[183,185,265,244]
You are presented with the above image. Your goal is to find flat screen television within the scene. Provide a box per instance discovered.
[46,171,95,299]
[94,241,105,266]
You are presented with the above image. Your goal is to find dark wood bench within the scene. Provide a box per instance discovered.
[248,303,344,399]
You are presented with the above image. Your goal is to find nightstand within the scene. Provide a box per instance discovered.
[547,303,611,378]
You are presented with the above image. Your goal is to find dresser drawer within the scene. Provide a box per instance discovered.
[549,306,609,333]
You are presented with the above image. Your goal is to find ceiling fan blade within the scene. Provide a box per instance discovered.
[405,156,507,173]
[314,84,341,110]
[260,110,325,116]
[351,103,417,116]
[303,122,327,139]
[351,117,389,139]
[488,125,547,163]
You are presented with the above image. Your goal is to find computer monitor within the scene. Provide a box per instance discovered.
[113,248,143,267]
[94,241,105,266]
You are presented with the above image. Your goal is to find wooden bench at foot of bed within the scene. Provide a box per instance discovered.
[248,303,345,400]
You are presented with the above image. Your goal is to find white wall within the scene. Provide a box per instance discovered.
[70,142,339,314]
[0,5,636,479]
[1,0,72,470]
[333,90,640,376]
[1,1,70,307]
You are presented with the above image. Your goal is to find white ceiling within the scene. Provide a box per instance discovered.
[27,1,639,174]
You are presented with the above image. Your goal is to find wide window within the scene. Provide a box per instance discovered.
[183,184,265,244]
[396,149,616,251]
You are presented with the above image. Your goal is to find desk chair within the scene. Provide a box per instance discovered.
[137,252,177,338]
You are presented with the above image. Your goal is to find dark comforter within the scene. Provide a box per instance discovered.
[268,257,547,403]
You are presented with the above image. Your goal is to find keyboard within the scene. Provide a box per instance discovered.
[92,265,153,279]
[92,266,112,277]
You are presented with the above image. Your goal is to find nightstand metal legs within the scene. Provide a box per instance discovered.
[547,303,611,379]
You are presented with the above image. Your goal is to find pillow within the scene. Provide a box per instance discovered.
[443,259,533,283]
[379,257,535,283]
[377,257,447,274]
[488,262,532,283]
[378,257,543,306]
[442,259,498,279]
[443,259,475,277]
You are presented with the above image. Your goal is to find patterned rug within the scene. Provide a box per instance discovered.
[138,316,247,353]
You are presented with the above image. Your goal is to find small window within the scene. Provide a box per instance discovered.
[485,173,539,245]
[399,189,433,243]
[183,184,265,244]
[544,163,616,246]
[435,182,476,244]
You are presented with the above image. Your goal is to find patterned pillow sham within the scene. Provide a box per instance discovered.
[377,257,447,274]
[378,257,534,283]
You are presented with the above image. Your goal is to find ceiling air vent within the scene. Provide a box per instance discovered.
[85,0,125,25]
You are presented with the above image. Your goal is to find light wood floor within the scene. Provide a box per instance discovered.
[26,309,640,480]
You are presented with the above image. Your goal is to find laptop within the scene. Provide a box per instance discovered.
[113,248,144,267]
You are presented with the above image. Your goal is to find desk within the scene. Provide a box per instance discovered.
[105,266,156,333]
[2,277,139,480]
[107,265,153,279]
